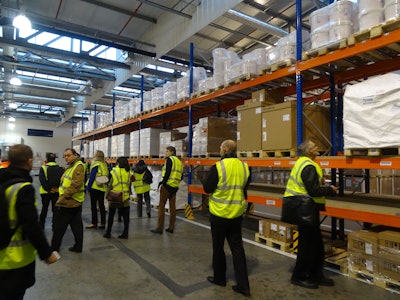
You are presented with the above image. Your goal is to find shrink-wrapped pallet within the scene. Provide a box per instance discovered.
[343,71,400,149]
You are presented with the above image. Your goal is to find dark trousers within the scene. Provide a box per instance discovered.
[106,206,130,236]
[51,206,83,251]
[209,214,250,291]
[137,191,151,217]
[156,186,176,230]
[39,192,59,229]
[292,223,325,281]
[89,189,106,226]
[0,289,26,300]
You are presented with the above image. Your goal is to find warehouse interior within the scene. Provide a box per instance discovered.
[1,0,400,298]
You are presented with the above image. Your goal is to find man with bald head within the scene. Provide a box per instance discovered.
[203,139,251,297]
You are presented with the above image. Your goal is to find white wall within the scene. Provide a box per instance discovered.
[0,118,73,167]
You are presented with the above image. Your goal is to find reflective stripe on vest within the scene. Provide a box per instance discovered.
[133,172,150,194]
[111,167,131,200]
[39,162,58,194]
[209,158,250,219]
[89,160,108,192]
[284,156,325,204]
[59,160,85,202]
[0,182,37,270]
[161,156,183,188]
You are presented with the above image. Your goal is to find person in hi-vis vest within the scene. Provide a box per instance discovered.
[284,139,338,289]
[151,146,183,234]
[133,160,153,218]
[0,144,58,300]
[51,148,85,253]
[203,139,251,297]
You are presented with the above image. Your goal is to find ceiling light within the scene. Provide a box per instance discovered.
[9,116,16,122]
[12,15,32,30]
[9,103,18,109]
[10,77,22,86]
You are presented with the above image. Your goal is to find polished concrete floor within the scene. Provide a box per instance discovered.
[25,184,399,299]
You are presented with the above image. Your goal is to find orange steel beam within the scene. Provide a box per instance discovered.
[300,29,400,71]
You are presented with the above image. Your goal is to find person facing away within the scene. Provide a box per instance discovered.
[103,157,132,239]
[203,139,251,297]
[51,148,85,253]
[284,139,338,289]
[133,159,153,218]
[39,152,64,230]
[150,146,183,234]
[0,144,59,300]
[85,150,109,229]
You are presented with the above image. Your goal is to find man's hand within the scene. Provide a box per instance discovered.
[45,251,60,264]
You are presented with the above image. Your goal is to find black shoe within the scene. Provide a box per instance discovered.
[165,228,174,233]
[232,285,251,297]
[150,229,162,234]
[291,277,318,289]
[68,246,82,253]
[318,277,334,286]
[98,225,106,229]
[147,213,151,218]
[118,234,128,239]
[103,233,111,238]
[207,276,226,287]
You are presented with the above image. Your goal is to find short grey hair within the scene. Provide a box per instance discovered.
[298,139,315,157]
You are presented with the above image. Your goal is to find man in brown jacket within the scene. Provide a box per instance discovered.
[51,148,85,253]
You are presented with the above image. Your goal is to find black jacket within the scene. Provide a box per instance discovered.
[0,166,52,293]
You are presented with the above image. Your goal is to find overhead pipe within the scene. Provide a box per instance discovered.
[227,9,288,38]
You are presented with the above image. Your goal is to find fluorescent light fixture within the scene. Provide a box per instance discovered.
[9,103,18,109]
[12,15,32,30]
[9,117,16,122]
[10,77,22,86]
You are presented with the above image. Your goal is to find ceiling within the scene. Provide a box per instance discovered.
[0,0,329,125]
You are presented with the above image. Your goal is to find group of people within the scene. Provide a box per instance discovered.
[1,138,336,298]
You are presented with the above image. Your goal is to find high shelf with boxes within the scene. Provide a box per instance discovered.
[72,4,400,229]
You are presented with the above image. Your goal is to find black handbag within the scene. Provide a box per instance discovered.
[281,195,319,227]
[107,191,123,203]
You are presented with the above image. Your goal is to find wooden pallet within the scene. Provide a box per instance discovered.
[305,39,348,59]
[237,150,264,158]
[374,276,400,295]
[270,58,295,72]
[255,233,293,252]
[324,249,348,274]
[192,153,221,158]
[344,147,400,157]
[261,149,296,158]
[233,73,257,84]
[348,268,375,285]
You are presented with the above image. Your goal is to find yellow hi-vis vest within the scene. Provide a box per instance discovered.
[39,162,58,194]
[0,182,37,270]
[209,158,250,219]
[88,160,108,192]
[59,160,85,202]
[161,156,183,188]
[284,156,325,205]
[110,167,131,200]
[133,172,150,194]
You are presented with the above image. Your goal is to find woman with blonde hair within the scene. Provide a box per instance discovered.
[104,157,132,239]
[86,150,109,229]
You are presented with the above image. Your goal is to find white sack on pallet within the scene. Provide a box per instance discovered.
[343,71,400,149]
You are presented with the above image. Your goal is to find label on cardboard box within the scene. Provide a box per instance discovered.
[365,243,373,255]
[262,118,267,128]
[262,132,267,142]
[237,131,241,140]
[282,114,290,121]
[255,107,262,114]
[238,112,241,121]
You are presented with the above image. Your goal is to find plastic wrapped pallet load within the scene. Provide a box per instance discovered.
[343,71,400,149]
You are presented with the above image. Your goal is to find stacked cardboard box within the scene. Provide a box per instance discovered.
[192,117,236,156]
[159,130,188,157]
[258,219,296,243]
[140,128,169,157]
[348,229,400,286]
[110,134,130,157]
[129,131,140,157]
[237,89,283,152]
[261,101,330,151]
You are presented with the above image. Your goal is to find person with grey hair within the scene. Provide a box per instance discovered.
[151,146,183,234]
[283,139,338,289]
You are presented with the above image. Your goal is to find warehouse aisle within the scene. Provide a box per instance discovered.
[25,187,398,299]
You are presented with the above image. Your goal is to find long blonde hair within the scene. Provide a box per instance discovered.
[94,150,105,162]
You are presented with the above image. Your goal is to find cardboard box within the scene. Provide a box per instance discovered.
[378,231,400,262]
[380,176,393,195]
[369,177,379,194]
[251,88,283,104]
[348,230,379,256]
[379,257,400,281]
[261,101,330,151]
[258,219,270,237]
[237,102,266,151]
[344,176,365,193]
[348,252,378,274]
[268,219,297,243]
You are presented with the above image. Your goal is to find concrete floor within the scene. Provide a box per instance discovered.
[25,181,399,299]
